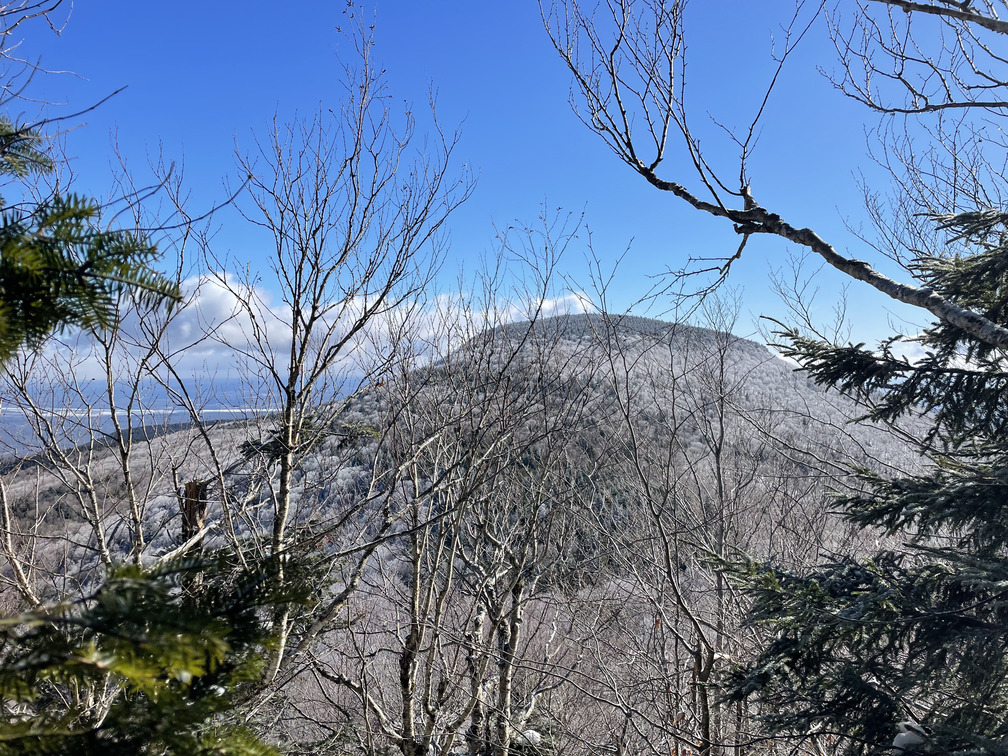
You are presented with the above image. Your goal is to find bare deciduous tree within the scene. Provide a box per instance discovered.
[276,217,608,756]
[538,303,862,756]
[543,0,1008,348]
[193,18,476,704]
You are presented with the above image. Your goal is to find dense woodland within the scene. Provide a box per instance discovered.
[2,2,1008,756]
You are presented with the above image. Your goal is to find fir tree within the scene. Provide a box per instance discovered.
[727,211,1008,756]
[0,552,296,755]
[0,114,178,361]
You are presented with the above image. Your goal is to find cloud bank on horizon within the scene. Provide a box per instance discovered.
[2,271,592,407]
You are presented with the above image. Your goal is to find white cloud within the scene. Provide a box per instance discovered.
[885,336,929,366]
[6,272,594,406]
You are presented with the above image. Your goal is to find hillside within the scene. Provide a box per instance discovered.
[0,312,926,754]
[0,313,922,578]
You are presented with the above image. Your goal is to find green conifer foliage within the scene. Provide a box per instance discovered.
[728,212,1008,755]
[0,553,295,755]
[0,17,267,754]
[0,116,178,361]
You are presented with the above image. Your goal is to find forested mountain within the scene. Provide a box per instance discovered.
[2,0,1005,752]
[0,313,915,572]
[0,312,923,755]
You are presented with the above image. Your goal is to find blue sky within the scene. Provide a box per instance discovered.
[16,2,915,343]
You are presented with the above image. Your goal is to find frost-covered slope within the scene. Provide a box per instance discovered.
[0,313,921,596]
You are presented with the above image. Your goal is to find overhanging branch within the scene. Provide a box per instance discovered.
[638,162,1008,351]
[870,0,1008,36]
